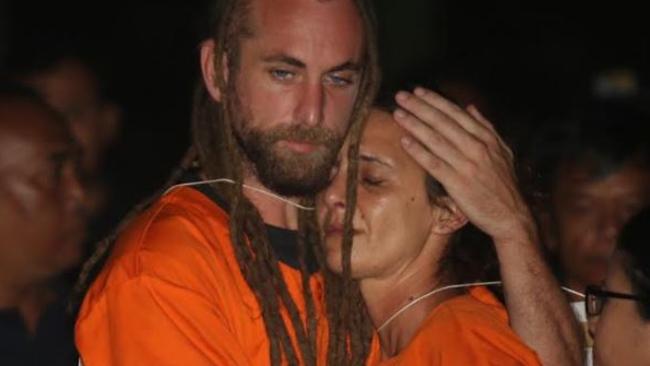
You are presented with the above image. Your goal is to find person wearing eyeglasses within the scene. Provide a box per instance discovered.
[587,207,650,366]
[528,102,650,365]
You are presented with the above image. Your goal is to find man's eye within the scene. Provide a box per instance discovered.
[327,75,353,87]
[270,69,295,81]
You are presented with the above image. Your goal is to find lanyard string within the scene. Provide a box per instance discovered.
[377,281,585,332]
[164,179,315,211]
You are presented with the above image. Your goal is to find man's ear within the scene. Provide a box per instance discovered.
[431,197,468,235]
[200,39,229,102]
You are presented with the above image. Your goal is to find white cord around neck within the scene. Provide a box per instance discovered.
[376,281,501,332]
[163,179,315,211]
[560,286,586,299]
[376,281,584,332]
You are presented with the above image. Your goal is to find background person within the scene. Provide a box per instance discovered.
[0,81,87,366]
[529,101,650,364]
[6,41,122,232]
[587,207,650,366]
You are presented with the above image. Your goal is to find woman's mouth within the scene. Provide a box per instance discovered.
[325,224,361,236]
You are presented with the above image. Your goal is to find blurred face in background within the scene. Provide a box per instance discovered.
[548,162,650,291]
[22,58,121,175]
[0,98,87,286]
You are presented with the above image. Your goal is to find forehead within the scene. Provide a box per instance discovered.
[246,0,364,64]
[26,60,99,105]
[0,100,71,166]
[557,163,650,200]
[358,109,421,170]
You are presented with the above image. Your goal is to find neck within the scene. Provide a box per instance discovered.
[360,240,457,358]
[241,171,300,230]
[0,276,55,335]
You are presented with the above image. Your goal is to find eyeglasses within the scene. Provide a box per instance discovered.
[585,285,649,317]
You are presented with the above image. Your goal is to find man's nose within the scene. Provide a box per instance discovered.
[598,210,627,244]
[323,168,346,211]
[295,82,324,127]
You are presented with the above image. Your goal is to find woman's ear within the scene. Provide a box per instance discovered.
[200,39,229,102]
[431,196,468,235]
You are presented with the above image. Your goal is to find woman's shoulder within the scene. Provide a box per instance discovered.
[434,286,509,326]
[386,286,541,365]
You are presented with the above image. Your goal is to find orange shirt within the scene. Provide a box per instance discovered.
[75,187,327,366]
[370,287,541,366]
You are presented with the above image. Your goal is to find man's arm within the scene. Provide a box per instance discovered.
[391,87,583,366]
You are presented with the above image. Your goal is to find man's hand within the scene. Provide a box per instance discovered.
[393,87,534,244]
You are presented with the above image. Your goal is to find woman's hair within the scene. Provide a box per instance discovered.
[617,207,650,320]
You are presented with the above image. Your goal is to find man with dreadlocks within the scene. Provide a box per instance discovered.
[74,1,581,365]
[75,0,378,365]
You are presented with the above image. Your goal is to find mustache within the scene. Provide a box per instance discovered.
[251,125,342,145]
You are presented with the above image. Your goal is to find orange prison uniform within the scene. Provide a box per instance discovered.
[369,286,541,366]
[75,187,327,365]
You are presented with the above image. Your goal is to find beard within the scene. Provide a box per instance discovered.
[228,95,345,197]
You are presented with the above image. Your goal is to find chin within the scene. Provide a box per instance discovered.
[322,234,368,276]
[324,245,344,274]
[324,249,368,280]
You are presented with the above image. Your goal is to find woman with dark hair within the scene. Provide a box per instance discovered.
[318,105,541,364]
[588,207,650,366]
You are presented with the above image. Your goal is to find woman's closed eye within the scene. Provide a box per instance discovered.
[361,174,385,187]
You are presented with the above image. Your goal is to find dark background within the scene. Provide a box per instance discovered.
[1,0,649,224]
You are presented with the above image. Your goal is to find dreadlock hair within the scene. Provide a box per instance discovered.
[75,1,379,366]
[284,2,379,364]
[195,1,380,364]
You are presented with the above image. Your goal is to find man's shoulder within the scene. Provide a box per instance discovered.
[96,187,238,291]
[78,187,263,332]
